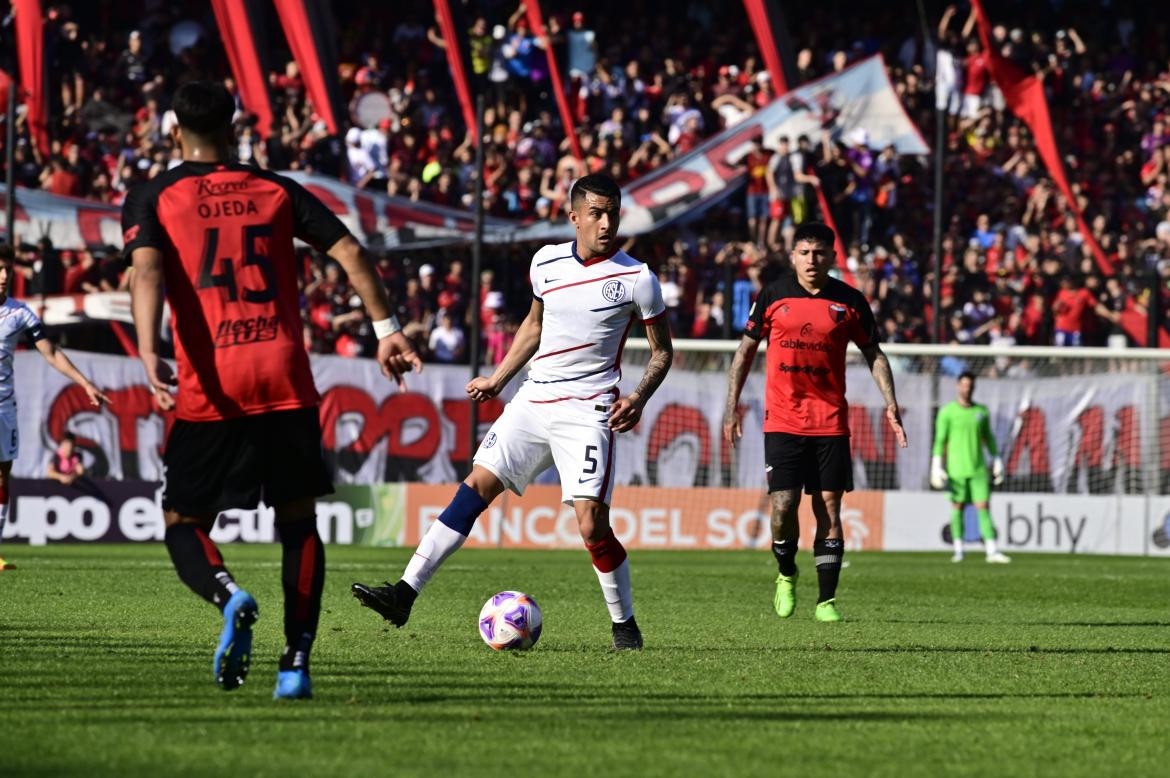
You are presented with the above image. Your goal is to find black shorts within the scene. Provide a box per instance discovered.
[765,432,853,494]
[162,406,333,515]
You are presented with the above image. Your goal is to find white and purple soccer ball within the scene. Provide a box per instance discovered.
[478,591,543,650]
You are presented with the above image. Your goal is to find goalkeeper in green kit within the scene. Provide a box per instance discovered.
[930,372,1010,563]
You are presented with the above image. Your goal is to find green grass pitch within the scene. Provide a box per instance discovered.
[1,545,1167,776]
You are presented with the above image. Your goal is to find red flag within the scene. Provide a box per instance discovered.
[525,1,582,160]
[971,0,1108,275]
[1120,300,1170,348]
[14,0,48,158]
[741,0,795,94]
[813,186,856,286]
[210,0,274,139]
[0,69,11,149]
[273,0,345,135]
[432,0,478,139]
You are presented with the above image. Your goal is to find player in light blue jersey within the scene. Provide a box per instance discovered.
[0,246,110,570]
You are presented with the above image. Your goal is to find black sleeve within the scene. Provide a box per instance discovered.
[284,177,351,252]
[849,288,880,348]
[742,285,772,341]
[25,320,47,344]
[120,183,166,264]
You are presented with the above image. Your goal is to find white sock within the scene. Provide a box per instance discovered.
[401,521,467,593]
[593,558,634,623]
[952,538,963,556]
[985,538,998,557]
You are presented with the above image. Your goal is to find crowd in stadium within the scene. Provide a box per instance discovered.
[2,1,1168,361]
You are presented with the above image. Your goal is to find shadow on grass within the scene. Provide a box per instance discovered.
[6,700,976,726]
[874,620,1170,628]
[647,645,1170,655]
[6,677,1148,716]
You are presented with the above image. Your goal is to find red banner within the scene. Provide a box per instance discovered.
[0,69,12,148]
[432,0,478,139]
[972,0,1108,276]
[273,0,344,135]
[210,0,274,138]
[741,0,794,94]
[525,1,582,160]
[14,0,47,158]
[813,185,856,286]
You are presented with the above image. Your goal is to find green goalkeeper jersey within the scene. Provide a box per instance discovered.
[932,401,998,478]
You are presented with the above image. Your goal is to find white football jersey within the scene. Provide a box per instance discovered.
[522,241,665,402]
[0,296,47,412]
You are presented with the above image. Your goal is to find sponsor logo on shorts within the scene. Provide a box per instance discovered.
[777,362,831,376]
[483,432,497,449]
[601,280,626,303]
[215,314,280,348]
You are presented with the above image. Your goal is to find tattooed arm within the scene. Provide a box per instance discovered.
[609,317,673,433]
[860,343,908,448]
[723,335,761,447]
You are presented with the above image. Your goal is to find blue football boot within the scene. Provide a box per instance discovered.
[273,669,313,700]
[214,590,258,691]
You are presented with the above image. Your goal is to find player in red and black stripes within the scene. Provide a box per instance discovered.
[123,82,420,699]
[723,222,907,622]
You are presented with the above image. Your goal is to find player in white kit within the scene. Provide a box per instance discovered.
[353,174,674,649]
[0,246,110,570]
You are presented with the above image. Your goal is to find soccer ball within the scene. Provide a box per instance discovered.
[478,591,543,650]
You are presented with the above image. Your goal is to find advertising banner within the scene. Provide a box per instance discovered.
[404,484,885,552]
[0,478,404,547]
[883,491,1147,555]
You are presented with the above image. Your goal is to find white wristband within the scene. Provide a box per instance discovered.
[372,316,401,340]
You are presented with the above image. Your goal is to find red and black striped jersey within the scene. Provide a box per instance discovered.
[122,161,349,421]
[744,273,878,436]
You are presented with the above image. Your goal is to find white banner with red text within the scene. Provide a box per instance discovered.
[8,352,1168,498]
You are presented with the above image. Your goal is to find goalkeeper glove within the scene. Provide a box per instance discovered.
[930,456,947,490]
[992,457,1005,486]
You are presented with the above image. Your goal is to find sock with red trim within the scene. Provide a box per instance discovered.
[163,523,238,611]
[586,528,633,623]
[278,517,325,672]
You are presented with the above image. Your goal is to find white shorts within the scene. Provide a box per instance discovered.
[474,391,617,505]
[0,411,17,462]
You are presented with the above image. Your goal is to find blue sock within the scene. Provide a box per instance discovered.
[438,483,489,536]
[402,484,490,593]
